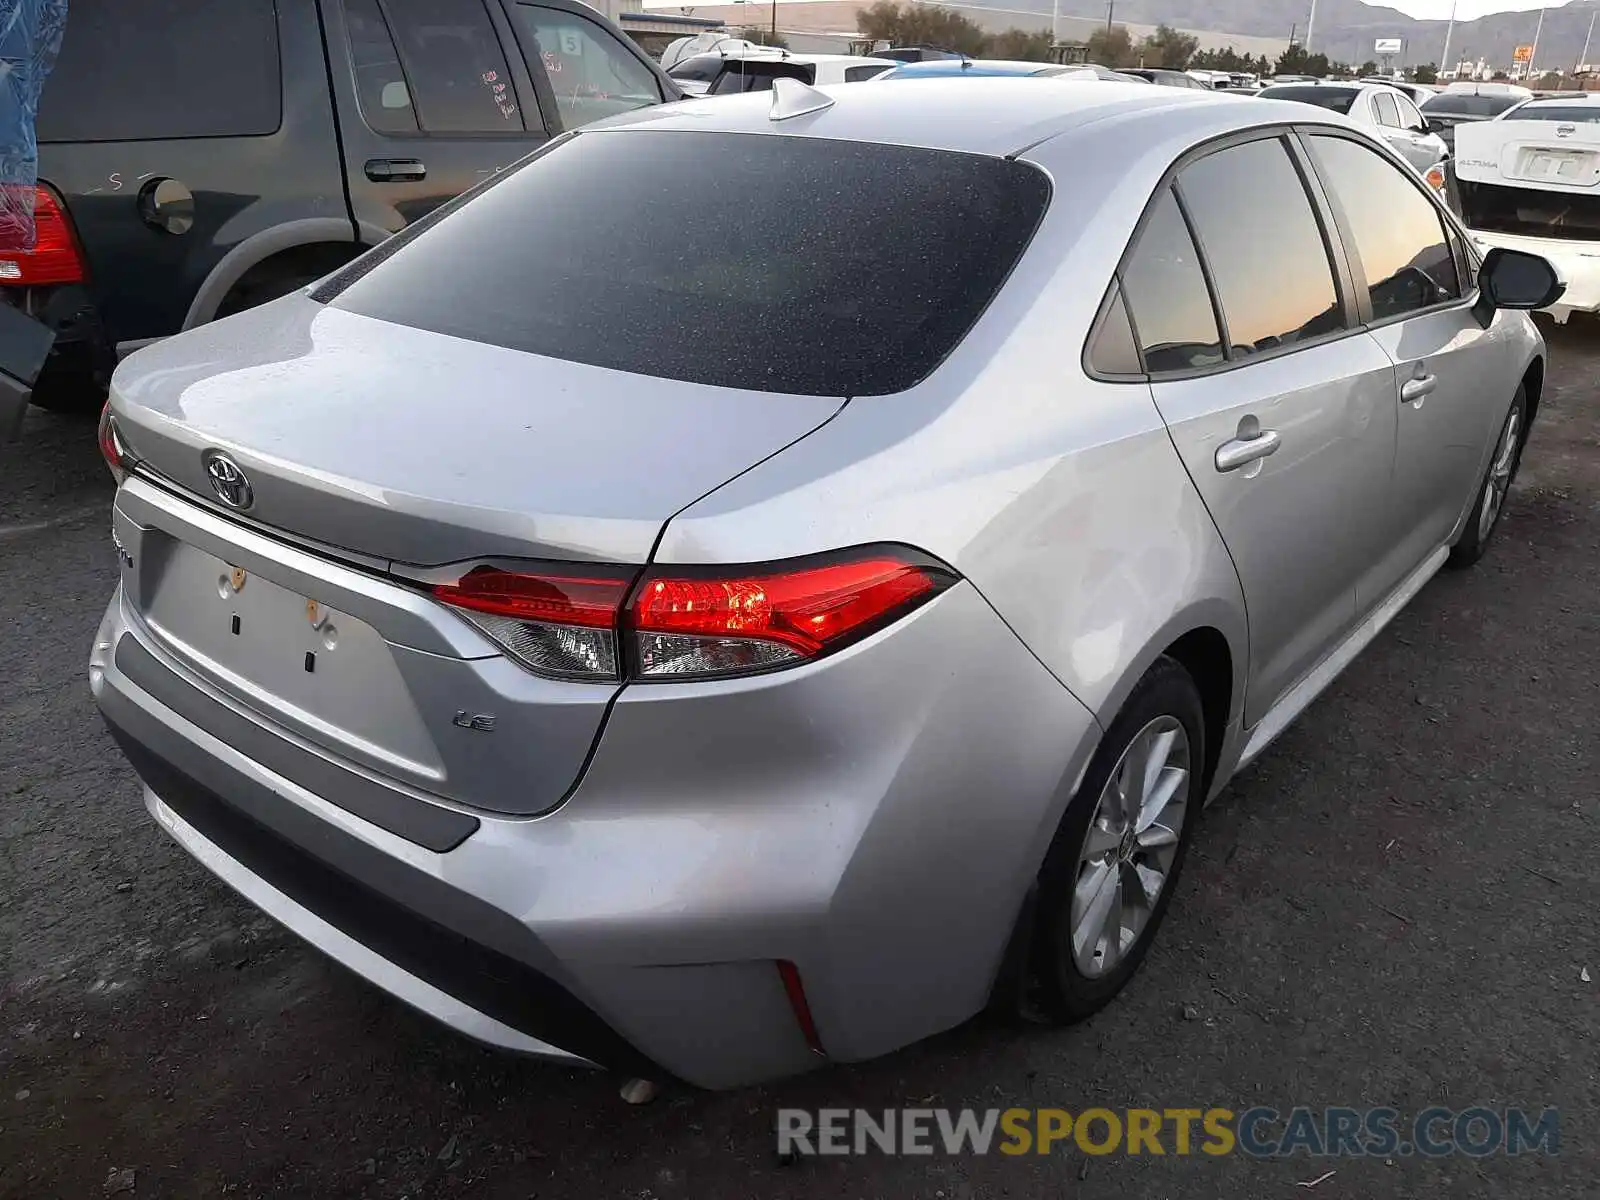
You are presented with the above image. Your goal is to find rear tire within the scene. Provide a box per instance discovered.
[1030,657,1205,1023]
[1449,385,1527,569]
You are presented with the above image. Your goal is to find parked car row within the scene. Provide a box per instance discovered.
[90,71,1562,1091]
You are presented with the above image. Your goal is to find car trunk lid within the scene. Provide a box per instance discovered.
[107,296,842,819]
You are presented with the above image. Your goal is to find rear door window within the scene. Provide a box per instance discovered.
[1394,94,1426,129]
[1177,136,1343,356]
[318,130,1050,396]
[343,0,419,133]
[38,0,281,142]
[1373,92,1402,127]
[514,4,662,130]
[379,0,524,132]
[1307,133,1461,321]
[1118,188,1224,374]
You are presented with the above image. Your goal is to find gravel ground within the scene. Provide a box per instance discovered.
[2,322,1596,1199]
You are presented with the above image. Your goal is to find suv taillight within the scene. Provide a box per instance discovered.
[430,547,957,683]
[0,185,85,286]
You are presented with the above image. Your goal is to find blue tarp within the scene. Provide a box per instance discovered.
[0,0,67,250]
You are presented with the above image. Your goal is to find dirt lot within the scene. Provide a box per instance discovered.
[2,321,1597,1199]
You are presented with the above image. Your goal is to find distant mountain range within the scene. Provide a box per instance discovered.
[993,0,1599,67]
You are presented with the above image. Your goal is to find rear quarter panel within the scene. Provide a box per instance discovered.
[656,111,1250,736]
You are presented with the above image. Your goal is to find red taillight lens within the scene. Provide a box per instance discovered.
[0,186,85,286]
[98,401,131,485]
[630,552,954,679]
[428,548,956,683]
[432,565,633,680]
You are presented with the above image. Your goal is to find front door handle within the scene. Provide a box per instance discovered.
[1400,374,1437,403]
[364,157,427,182]
[1215,429,1281,473]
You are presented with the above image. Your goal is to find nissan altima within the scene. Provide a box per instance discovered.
[91,77,1561,1088]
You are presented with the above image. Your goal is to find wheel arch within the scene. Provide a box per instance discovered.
[182,219,361,330]
[1520,353,1545,429]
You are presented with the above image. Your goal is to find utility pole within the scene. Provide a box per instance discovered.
[769,0,776,43]
[1578,10,1597,82]
[1105,0,1115,37]
[1305,0,1318,52]
[1527,5,1544,80]
[1052,0,1060,48]
[1440,0,1457,76]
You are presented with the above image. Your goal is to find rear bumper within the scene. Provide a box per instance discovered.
[1468,229,1600,321]
[91,576,1100,1088]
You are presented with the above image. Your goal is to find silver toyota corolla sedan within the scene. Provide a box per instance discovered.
[90,78,1561,1089]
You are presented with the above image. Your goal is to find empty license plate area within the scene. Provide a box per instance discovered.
[1515,146,1598,185]
[134,531,443,780]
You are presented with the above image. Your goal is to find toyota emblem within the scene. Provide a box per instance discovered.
[202,450,254,510]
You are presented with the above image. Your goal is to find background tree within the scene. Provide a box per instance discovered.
[986,28,1055,62]
[857,1,987,56]
[1276,45,1332,76]
[1087,23,1136,67]
[1407,62,1438,83]
[1140,24,1198,69]
[1358,59,1378,75]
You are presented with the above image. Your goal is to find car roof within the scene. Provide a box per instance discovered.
[590,76,1313,159]
[717,51,894,66]
[879,59,1061,77]
[1444,80,1532,95]
[1517,92,1600,106]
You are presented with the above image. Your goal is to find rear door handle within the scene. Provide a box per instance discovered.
[364,158,427,182]
[1214,429,1281,473]
[1400,374,1437,403]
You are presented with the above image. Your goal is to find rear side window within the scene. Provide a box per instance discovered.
[710,61,814,93]
[1119,188,1223,374]
[1177,137,1342,356]
[320,131,1049,396]
[38,0,281,142]
[1394,95,1425,128]
[1307,134,1461,321]
[381,0,523,132]
[1374,92,1402,127]
[344,0,419,133]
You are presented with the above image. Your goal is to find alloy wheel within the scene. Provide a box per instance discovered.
[1478,409,1521,543]
[1070,716,1192,979]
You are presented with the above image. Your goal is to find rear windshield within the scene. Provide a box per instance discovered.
[1505,105,1600,124]
[668,55,723,83]
[709,61,813,93]
[318,130,1050,397]
[1260,86,1356,114]
[1423,94,1522,117]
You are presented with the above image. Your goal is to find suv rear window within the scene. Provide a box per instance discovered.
[38,0,281,143]
[318,130,1050,396]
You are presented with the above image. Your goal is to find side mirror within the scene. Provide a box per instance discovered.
[1473,246,1566,325]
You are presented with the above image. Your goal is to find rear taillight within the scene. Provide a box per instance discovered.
[431,564,634,681]
[98,402,133,485]
[429,547,957,683]
[0,186,85,286]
